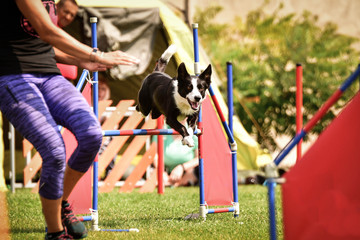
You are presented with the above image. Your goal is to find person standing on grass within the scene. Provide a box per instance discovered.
[0,0,139,239]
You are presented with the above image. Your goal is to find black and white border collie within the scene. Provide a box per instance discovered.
[136,45,212,147]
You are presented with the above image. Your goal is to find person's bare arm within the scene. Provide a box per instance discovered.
[182,157,198,171]
[54,47,109,72]
[15,0,139,66]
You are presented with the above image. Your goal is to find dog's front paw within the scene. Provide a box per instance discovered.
[182,136,194,147]
[187,127,194,137]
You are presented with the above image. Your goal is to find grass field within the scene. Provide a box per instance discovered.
[6,185,283,240]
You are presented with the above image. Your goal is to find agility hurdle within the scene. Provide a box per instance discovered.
[264,64,360,240]
[94,21,240,224]
[191,23,239,219]
[77,17,203,231]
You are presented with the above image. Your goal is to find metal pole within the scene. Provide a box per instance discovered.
[267,181,277,240]
[296,64,303,163]
[90,16,99,231]
[226,62,239,217]
[9,123,15,193]
[192,23,207,219]
[227,62,233,134]
[157,116,164,194]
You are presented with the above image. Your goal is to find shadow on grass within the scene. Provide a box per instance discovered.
[11,227,44,234]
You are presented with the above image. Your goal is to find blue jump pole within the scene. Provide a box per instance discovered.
[267,181,277,240]
[89,16,139,233]
[227,62,234,134]
[192,23,206,219]
[226,62,239,217]
[90,16,100,231]
[76,69,90,91]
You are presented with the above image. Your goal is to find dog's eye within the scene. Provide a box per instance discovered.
[187,85,192,90]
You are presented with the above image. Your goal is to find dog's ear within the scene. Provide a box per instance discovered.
[199,64,212,85]
[177,62,190,80]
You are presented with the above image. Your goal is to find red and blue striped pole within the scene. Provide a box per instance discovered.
[103,128,201,137]
[208,87,236,145]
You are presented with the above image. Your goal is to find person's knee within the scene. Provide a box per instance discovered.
[68,125,102,172]
[78,125,102,151]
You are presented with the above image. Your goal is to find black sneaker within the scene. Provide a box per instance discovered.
[45,230,73,240]
[61,201,87,239]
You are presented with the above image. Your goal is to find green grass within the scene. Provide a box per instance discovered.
[6,185,283,239]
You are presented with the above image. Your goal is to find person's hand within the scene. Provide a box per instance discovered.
[79,61,110,72]
[169,165,184,183]
[97,50,140,66]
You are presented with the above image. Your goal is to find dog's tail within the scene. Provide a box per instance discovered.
[154,44,177,72]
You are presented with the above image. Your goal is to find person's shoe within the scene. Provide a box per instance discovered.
[45,230,73,240]
[61,201,87,239]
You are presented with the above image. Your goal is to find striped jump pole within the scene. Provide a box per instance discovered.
[227,62,234,134]
[192,23,239,219]
[265,64,360,240]
[103,128,201,137]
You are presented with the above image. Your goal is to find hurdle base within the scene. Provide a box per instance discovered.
[207,207,235,214]
[233,202,239,218]
[89,209,99,231]
[185,205,238,220]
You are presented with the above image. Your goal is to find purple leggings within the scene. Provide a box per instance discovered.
[0,74,102,199]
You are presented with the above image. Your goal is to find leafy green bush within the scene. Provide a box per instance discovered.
[195,2,360,150]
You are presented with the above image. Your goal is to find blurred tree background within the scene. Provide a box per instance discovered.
[194,1,360,151]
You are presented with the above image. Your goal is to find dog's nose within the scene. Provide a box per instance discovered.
[194,96,201,102]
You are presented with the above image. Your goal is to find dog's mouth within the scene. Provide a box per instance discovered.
[187,98,200,110]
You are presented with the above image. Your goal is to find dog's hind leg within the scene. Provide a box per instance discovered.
[137,97,152,117]
[151,108,162,119]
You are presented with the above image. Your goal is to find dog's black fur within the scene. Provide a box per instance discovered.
[136,45,212,147]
